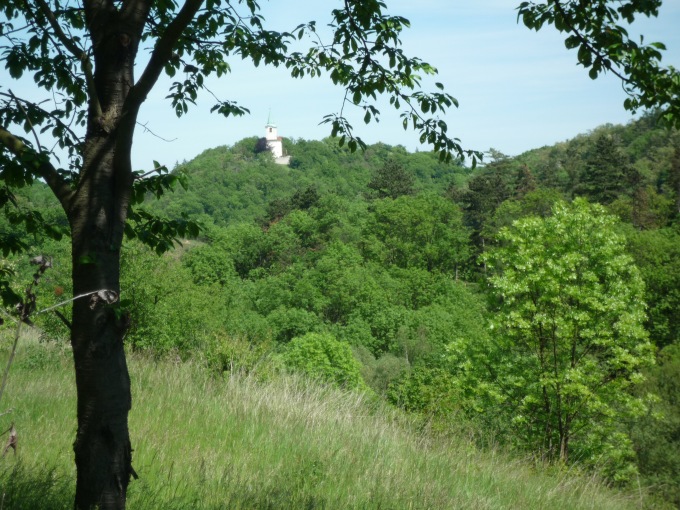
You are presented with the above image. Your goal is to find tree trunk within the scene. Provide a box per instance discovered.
[559,432,569,464]
[71,286,133,509]
[67,4,143,504]
[64,2,202,505]
[69,132,134,509]
[559,414,570,464]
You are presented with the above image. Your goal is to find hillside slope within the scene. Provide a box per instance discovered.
[0,338,649,510]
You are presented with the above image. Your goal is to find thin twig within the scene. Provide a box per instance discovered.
[8,89,42,152]
[134,167,166,180]
[0,91,82,147]
[53,310,72,330]
[136,121,177,143]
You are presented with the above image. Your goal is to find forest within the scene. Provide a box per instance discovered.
[2,111,679,507]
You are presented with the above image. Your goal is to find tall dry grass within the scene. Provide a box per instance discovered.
[0,334,646,509]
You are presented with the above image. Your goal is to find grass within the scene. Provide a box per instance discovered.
[0,333,648,509]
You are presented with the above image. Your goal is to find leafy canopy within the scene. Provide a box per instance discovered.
[518,0,680,128]
[283,332,366,389]
[467,199,654,477]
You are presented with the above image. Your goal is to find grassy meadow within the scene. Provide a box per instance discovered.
[0,332,649,509]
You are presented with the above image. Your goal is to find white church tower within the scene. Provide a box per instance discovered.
[265,113,283,159]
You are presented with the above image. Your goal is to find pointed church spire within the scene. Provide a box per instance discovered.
[266,108,276,128]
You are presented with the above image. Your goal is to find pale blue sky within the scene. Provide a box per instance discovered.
[133,1,680,169]
[6,2,679,169]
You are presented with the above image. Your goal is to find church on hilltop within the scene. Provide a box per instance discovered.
[264,114,290,165]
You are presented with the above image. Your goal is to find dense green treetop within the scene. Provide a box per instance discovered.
[147,137,469,225]
[462,199,654,478]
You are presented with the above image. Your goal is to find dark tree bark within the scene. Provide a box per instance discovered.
[68,6,139,506]
[69,137,134,509]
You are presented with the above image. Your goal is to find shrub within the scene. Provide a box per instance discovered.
[203,331,277,376]
[387,365,461,418]
[282,332,366,389]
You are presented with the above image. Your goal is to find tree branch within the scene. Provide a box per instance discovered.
[7,90,42,151]
[34,0,83,59]
[136,121,177,143]
[34,0,102,119]
[0,92,82,147]
[129,0,205,108]
[0,126,73,208]
[53,309,72,330]
[552,1,630,84]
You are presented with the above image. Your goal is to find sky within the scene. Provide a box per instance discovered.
[5,2,680,170]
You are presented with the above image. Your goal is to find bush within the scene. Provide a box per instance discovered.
[282,332,366,389]
[267,306,322,343]
[387,365,461,419]
[353,346,409,395]
[121,242,226,355]
[203,331,277,377]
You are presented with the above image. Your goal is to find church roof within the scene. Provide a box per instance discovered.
[265,110,277,128]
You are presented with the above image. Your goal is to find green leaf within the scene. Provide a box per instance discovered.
[564,35,580,49]
[78,254,97,265]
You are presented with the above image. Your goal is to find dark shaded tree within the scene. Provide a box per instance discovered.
[290,186,320,212]
[578,134,632,203]
[514,164,537,198]
[450,164,514,259]
[254,137,270,154]
[454,170,512,232]
[367,159,415,199]
[263,186,320,226]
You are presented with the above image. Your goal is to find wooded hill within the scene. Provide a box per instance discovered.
[3,112,680,508]
[147,136,471,226]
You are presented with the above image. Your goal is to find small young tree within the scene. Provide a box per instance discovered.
[481,199,654,474]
